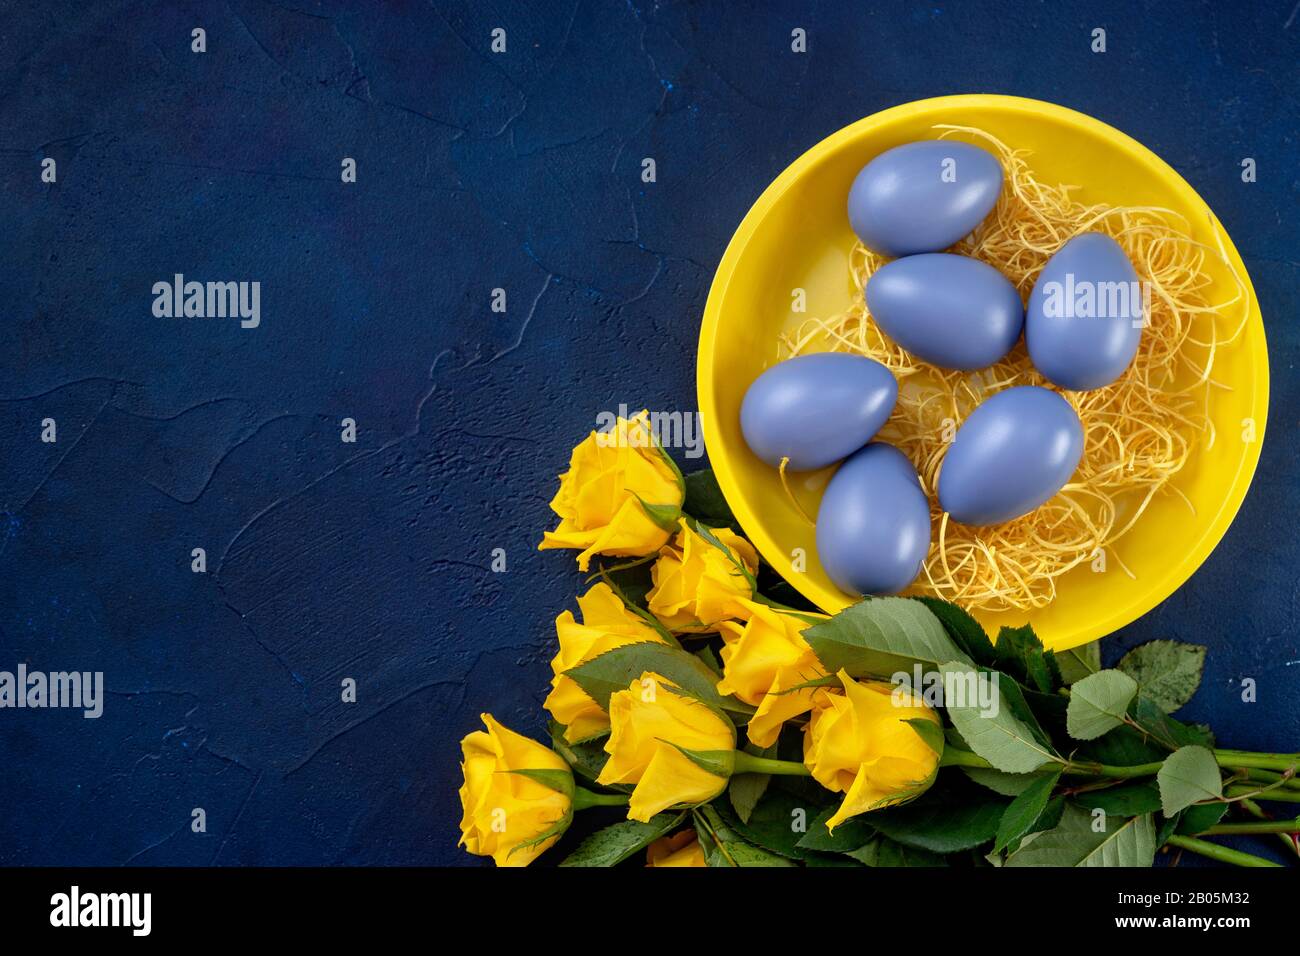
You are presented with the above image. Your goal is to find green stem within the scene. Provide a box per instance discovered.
[1233,768,1300,791]
[1226,785,1300,804]
[1062,760,1166,779]
[1214,750,1300,774]
[940,748,1163,779]
[572,787,630,811]
[1203,819,1300,836]
[1166,835,1282,868]
[1239,798,1300,859]
[732,752,812,777]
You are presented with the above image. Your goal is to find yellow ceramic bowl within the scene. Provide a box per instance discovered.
[697,94,1268,651]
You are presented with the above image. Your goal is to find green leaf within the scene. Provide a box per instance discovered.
[796,807,876,853]
[993,769,1062,853]
[503,768,574,797]
[682,468,736,527]
[804,599,969,678]
[1156,811,1182,847]
[1117,640,1207,714]
[996,674,1056,749]
[1066,669,1139,740]
[565,641,750,716]
[665,742,734,779]
[1074,781,1163,817]
[1130,696,1216,750]
[632,494,683,533]
[1079,698,1213,768]
[848,836,948,867]
[905,717,946,755]
[1176,801,1229,835]
[548,721,610,783]
[870,793,1008,853]
[940,663,1058,773]
[728,773,768,824]
[715,790,835,862]
[912,597,996,665]
[558,813,683,867]
[961,767,1056,797]
[1157,745,1223,816]
[993,624,1061,693]
[1004,806,1156,867]
[728,742,776,824]
[1056,640,1101,685]
[694,805,796,867]
[717,842,797,866]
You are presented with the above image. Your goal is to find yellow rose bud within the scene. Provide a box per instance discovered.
[717,599,829,748]
[597,672,736,822]
[544,583,670,742]
[539,411,684,571]
[646,520,759,632]
[646,830,708,867]
[803,671,942,832]
[458,714,573,867]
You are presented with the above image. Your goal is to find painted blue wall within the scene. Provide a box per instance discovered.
[0,1,1295,865]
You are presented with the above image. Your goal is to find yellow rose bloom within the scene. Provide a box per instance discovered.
[545,583,669,743]
[539,412,683,571]
[646,520,759,632]
[597,672,736,822]
[717,599,829,748]
[458,714,573,866]
[646,830,708,867]
[803,671,942,832]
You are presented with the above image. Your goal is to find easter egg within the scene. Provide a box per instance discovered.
[816,443,931,596]
[1026,233,1144,390]
[740,353,897,472]
[847,141,1003,257]
[938,386,1084,525]
[865,253,1024,370]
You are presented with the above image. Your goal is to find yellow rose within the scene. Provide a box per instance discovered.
[539,412,684,571]
[646,520,759,632]
[544,583,670,743]
[717,599,830,748]
[597,671,736,822]
[646,830,708,867]
[458,714,573,866]
[803,671,942,831]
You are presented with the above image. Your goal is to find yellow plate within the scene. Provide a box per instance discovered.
[697,94,1268,651]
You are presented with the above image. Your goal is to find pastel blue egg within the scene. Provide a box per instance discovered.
[865,253,1024,370]
[741,353,897,472]
[1026,233,1144,390]
[848,141,1003,257]
[817,443,931,596]
[938,386,1084,525]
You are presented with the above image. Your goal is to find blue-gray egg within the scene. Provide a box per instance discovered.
[848,141,1003,257]
[865,253,1024,370]
[816,443,931,596]
[741,353,897,471]
[1026,233,1144,390]
[938,386,1084,525]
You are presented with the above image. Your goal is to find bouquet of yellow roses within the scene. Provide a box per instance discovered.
[457,413,1300,868]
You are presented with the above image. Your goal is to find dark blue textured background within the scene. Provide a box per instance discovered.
[0,1,1296,866]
